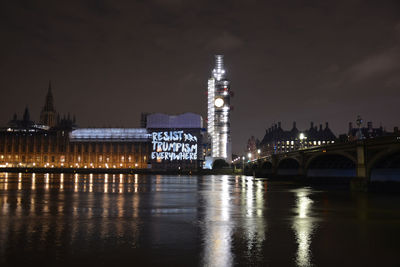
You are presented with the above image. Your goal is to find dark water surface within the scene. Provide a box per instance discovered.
[0,173,399,266]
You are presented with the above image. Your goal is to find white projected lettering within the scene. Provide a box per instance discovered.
[151,131,198,161]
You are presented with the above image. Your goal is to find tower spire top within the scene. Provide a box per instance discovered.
[40,81,57,127]
[43,81,55,111]
[212,54,226,81]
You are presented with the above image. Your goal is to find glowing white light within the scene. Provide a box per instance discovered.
[215,98,224,108]
[150,130,198,161]
[207,55,231,162]
[293,189,315,267]
[70,128,149,141]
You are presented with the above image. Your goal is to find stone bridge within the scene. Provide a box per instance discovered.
[246,136,400,183]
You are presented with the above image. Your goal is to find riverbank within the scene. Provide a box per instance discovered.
[0,167,241,176]
[1,167,399,192]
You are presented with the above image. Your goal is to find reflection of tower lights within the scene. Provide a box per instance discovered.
[60,173,64,191]
[89,174,93,192]
[203,175,232,267]
[134,174,138,193]
[74,173,79,192]
[4,173,8,190]
[45,173,50,190]
[104,174,108,193]
[293,189,315,267]
[18,173,22,191]
[246,177,253,217]
[31,173,36,190]
[256,180,264,217]
[119,174,124,193]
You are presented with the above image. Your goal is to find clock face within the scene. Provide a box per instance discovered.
[215,98,224,108]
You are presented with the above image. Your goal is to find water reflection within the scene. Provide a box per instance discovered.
[202,175,267,266]
[292,188,316,267]
[202,175,233,267]
[1,173,397,266]
[0,173,270,266]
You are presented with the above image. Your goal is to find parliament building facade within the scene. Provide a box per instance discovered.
[0,83,202,170]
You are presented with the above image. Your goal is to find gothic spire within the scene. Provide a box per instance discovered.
[23,106,30,121]
[40,81,57,127]
[43,80,55,112]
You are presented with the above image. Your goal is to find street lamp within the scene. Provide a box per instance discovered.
[299,133,306,149]
[242,156,245,173]
[247,152,252,161]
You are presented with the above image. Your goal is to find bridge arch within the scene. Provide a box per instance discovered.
[261,161,273,170]
[305,153,356,178]
[368,147,400,182]
[277,157,300,176]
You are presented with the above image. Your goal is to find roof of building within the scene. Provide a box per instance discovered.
[69,128,150,142]
[260,121,336,145]
[146,113,203,129]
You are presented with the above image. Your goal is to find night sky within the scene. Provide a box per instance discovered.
[1,0,400,153]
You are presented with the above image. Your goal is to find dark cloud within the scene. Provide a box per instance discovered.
[1,0,400,154]
[348,47,400,82]
[206,31,244,51]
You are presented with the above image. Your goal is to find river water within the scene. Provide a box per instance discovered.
[0,173,399,266]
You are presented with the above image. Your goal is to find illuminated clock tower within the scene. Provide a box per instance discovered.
[207,55,232,163]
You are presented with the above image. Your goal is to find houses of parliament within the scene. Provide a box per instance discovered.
[0,82,151,169]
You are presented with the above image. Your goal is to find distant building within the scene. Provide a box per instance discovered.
[246,136,260,159]
[346,121,399,141]
[259,121,336,156]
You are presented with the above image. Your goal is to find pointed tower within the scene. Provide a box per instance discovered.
[23,106,30,122]
[207,55,232,163]
[40,81,57,127]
